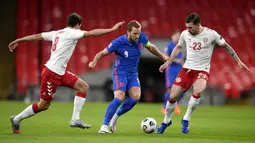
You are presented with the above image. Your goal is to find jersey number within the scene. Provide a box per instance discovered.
[193,42,201,50]
[52,36,59,52]
[124,51,128,58]
[198,73,207,79]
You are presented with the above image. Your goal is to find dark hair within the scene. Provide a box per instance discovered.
[127,20,141,32]
[67,13,83,27]
[186,13,201,24]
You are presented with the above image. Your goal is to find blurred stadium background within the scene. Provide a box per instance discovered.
[1,0,255,105]
[0,0,255,142]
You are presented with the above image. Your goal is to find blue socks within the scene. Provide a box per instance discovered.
[163,92,170,108]
[103,97,138,126]
[116,97,137,116]
[103,98,122,125]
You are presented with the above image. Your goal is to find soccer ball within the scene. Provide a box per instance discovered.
[141,117,157,133]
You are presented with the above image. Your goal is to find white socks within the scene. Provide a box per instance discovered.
[183,95,201,121]
[163,101,177,124]
[71,96,86,121]
[111,113,119,122]
[14,105,35,123]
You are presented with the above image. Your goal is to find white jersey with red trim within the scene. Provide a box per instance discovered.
[177,27,225,72]
[42,27,85,75]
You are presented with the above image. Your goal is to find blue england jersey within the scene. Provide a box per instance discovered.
[106,32,150,91]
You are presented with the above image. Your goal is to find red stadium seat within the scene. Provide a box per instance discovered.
[15,0,255,96]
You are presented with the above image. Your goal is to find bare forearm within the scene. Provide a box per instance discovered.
[147,44,165,61]
[223,43,241,62]
[93,52,106,63]
[17,34,43,42]
[85,28,114,37]
[168,46,182,62]
[172,58,184,65]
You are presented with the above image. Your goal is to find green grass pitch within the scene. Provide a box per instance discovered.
[0,101,255,143]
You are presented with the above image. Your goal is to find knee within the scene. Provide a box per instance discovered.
[114,94,125,101]
[80,82,89,93]
[193,89,202,96]
[132,94,140,100]
[130,92,140,100]
[114,91,126,101]
[37,101,51,111]
[169,91,179,100]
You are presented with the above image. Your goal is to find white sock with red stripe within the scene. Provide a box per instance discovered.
[14,104,40,123]
[163,99,177,124]
[183,94,201,121]
[71,92,86,121]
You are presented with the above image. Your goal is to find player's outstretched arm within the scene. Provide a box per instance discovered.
[88,48,109,69]
[83,21,125,38]
[172,58,184,65]
[8,34,43,52]
[145,43,168,62]
[164,48,184,65]
[159,45,182,73]
[222,42,250,72]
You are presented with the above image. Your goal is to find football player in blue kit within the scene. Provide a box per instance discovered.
[89,20,168,133]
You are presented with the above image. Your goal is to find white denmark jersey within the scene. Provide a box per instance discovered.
[178,27,225,72]
[42,27,85,75]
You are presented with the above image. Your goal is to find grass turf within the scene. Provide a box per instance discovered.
[0,101,255,143]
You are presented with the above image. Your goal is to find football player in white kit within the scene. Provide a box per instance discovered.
[157,13,250,134]
[8,13,124,134]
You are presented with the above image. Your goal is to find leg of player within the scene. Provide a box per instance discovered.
[10,67,58,134]
[109,86,140,133]
[163,91,170,108]
[98,90,125,133]
[161,88,170,115]
[162,91,184,115]
[10,98,51,134]
[157,84,184,134]
[175,92,185,114]
[182,78,207,134]
[70,78,91,129]
[162,88,184,115]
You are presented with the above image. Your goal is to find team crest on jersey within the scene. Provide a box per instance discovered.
[120,82,125,87]
[175,77,181,83]
[203,38,208,42]
[138,43,144,50]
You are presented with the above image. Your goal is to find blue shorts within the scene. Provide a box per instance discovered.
[165,66,181,88]
[112,73,140,92]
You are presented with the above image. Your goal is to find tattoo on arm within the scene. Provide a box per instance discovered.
[223,43,240,61]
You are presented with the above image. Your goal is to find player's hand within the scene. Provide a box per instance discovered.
[112,21,125,31]
[238,61,250,72]
[159,61,172,73]
[88,61,97,69]
[9,40,19,52]
[162,55,169,62]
